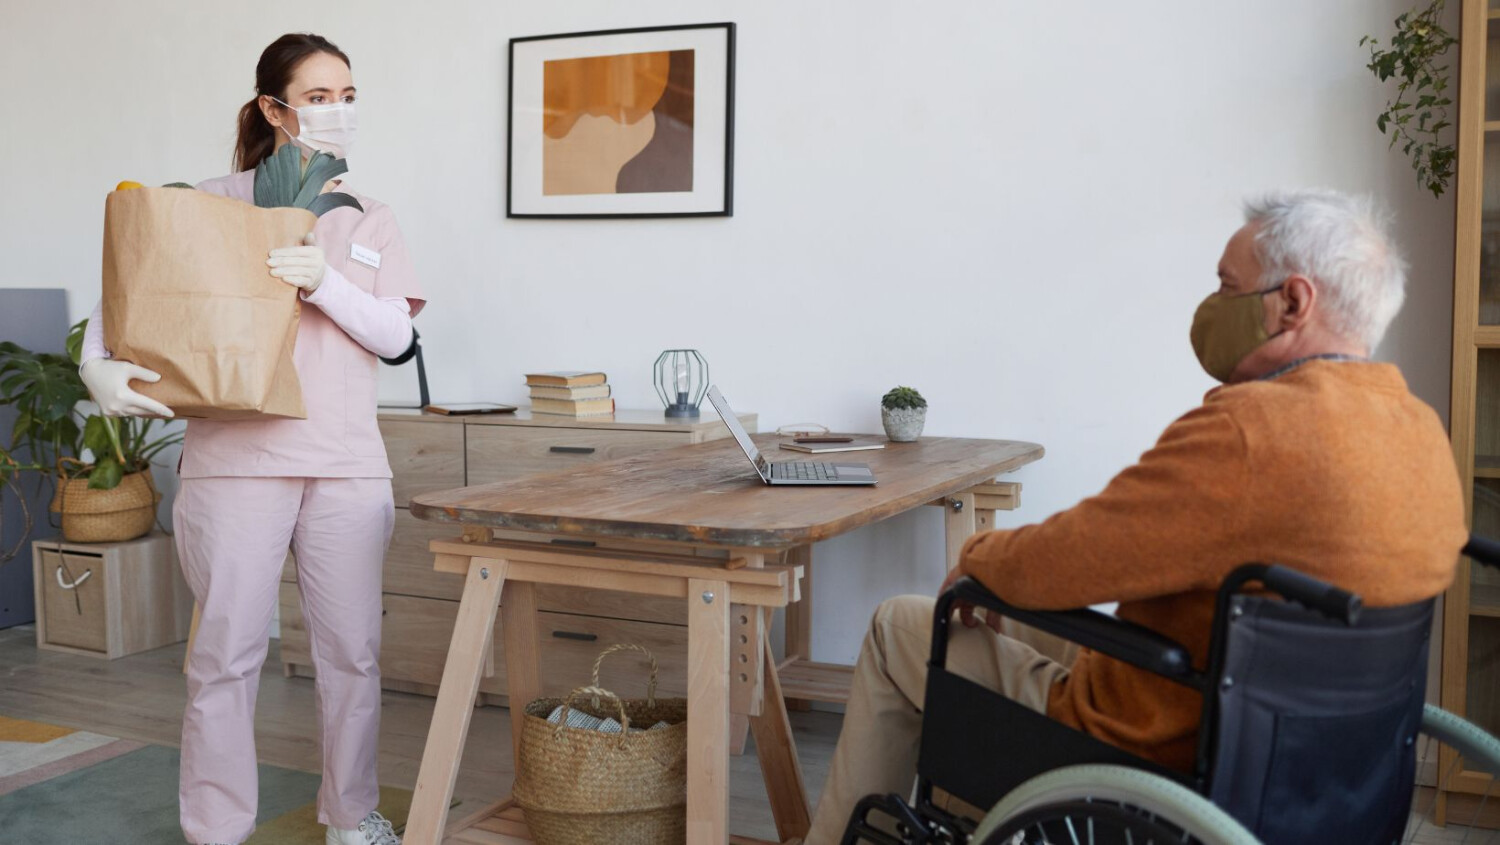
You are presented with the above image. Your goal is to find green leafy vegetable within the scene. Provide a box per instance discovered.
[307,192,364,217]
[253,144,363,216]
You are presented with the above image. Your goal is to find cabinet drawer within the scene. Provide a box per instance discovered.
[538,611,687,699]
[280,585,496,691]
[384,508,468,600]
[381,419,465,506]
[535,584,687,626]
[278,587,687,698]
[466,426,684,486]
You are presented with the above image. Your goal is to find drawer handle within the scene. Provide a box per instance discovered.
[552,630,599,642]
[55,565,93,590]
[551,539,597,548]
[549,446,595,454]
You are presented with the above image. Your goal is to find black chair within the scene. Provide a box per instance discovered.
[842,535,1500,845]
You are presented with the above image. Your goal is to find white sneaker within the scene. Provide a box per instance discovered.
[326,810,401,845]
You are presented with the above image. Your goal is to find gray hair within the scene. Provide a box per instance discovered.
[1242,189,1407,352]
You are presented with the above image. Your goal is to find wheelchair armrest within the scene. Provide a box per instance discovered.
[1466,533,1500,571]
[934,577,1203,689]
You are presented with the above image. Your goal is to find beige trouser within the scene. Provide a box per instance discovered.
[805,595,1078,845]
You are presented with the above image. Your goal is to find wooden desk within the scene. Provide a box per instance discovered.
[404,434,1044,844]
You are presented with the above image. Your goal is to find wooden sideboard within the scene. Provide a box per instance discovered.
[276,408,756,704]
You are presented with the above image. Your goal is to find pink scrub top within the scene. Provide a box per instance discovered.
[177,170,427,479]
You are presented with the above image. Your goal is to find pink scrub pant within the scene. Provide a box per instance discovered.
[173,477,395,845]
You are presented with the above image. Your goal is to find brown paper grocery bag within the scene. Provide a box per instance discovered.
[101,187,315,420]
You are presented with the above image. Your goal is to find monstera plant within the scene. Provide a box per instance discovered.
[0,319,183,552]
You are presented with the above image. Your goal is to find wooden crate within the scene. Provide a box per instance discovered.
[32,532,192,659]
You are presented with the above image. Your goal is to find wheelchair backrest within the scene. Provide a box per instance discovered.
[1205,593,1432,844]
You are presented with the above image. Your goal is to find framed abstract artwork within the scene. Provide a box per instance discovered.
[507,23,736,218]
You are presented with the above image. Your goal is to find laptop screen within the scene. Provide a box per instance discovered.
[706,386,770,479]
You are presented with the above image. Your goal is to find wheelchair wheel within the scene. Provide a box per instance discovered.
[970,764,1259,845]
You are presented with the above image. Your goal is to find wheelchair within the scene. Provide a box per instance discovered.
[842,535,1500,845]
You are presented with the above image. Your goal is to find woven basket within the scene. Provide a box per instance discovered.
[513,644,688,845]
[50,462,160,544]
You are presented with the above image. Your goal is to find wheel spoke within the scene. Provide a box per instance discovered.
[990,797,1201,845]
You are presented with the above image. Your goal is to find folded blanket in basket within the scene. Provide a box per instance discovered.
[546,705,671,735]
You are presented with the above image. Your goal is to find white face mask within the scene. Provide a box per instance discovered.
[271,96,357,159]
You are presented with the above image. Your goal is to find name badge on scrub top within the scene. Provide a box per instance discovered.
[350,243,382,269]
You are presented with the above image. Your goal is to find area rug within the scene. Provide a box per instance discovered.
[0,716,439,843]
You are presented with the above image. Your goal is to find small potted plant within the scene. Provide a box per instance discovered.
[881,386,927,443]
[0,320,182,550]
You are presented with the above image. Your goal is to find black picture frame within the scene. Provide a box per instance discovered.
[506,22,736,219]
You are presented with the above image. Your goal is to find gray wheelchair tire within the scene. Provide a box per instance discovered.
[970,764,1260,845]
[1422,704,1500,778]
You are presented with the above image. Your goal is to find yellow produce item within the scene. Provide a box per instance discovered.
[115,181,144,191]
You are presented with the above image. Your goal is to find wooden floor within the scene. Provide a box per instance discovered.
[0,626,835,842]
[0,624,1493,844]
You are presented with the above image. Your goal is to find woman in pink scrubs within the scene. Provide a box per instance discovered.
[79,33,424,845]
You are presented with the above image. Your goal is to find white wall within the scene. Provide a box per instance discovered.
[0,1,1456,664]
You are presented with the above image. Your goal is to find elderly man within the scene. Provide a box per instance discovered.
[805,189,1468,844]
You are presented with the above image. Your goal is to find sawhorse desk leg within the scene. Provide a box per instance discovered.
[750,619,813,841]
[405,557,509,845]
[501,579,542,772]
[945,492,978,571]
[688,578,731,844]
[783,545,814,712]
[945,481,1019,570]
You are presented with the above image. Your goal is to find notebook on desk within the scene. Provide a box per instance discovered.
[779,439,886,454]
[707,386,877,486]
[422,402,518,415]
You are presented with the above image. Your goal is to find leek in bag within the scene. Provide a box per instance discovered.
[253,144,364,217]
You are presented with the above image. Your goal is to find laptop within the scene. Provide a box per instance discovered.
[706,386,877,486]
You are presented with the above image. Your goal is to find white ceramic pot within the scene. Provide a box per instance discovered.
[882,407,926,442]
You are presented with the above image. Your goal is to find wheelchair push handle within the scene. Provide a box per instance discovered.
[1249,564,1362,625]
[1465,533,1500,569]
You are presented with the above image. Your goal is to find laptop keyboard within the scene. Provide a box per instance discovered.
[770,461,837,480]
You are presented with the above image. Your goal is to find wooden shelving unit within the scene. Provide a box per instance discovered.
[1441,0,1500,819]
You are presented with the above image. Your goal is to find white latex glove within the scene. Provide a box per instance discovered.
[267,232,327,294]
[79,358,174,418]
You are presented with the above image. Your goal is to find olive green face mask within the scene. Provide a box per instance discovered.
[1189,285,1283,382]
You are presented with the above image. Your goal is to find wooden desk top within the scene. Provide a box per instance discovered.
[378,405,757,434]
[410,434,1043,549]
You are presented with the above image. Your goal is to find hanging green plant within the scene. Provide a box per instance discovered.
[1361,0,1458,197]
[253,143,364,217]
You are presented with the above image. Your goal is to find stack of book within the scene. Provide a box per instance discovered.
[525,371,615,417]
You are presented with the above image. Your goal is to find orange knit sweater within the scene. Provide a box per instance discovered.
[958,360,1466,773]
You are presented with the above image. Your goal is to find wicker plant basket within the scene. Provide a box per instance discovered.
[513,644,688,845]
[49,460,160,544]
